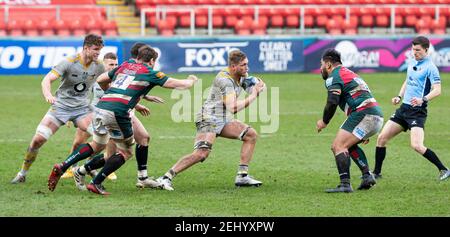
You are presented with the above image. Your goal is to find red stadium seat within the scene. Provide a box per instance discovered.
[69,19,85,32]
[405,15,418,27]
[360,15,374,27]
[37,20,54,36]
[7,20,24,36]
[51,19,70,36]
[85,20,103,33]
[256,15,268,28]
[376,15,389,27]
[395,15,404,27]
[52,0,96,4]
[60,7,103,22]
[251,21,266,35]
[331,15,344,25]
[9,7,55,22]
[343,24,357,35]
[157,19,176,32]
[316,15,328,27]
[146,13,157,27]
[23,19,39,36]
[105,29,119,36]
[102,20,118,32]
[286,15,299,28]
[225,15,238,28]
[129,0,450,35]
[195,15,208,28]
[326,19,341,35]
[270,15,284,27]
[179,14,191,28]
[303,15,314,28]
[212,15,224,28]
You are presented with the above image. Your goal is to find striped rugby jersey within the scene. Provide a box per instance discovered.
[325,66,382,117]
[96,60,168,116]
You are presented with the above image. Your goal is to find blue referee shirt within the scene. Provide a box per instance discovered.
[403,56,441,107]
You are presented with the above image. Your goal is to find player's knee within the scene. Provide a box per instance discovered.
[193,149,210,162]
[123,150,133,160]
[377,133,389,146]
[331,142,345,155]
[35,125,53,141]
[89,141,105,154]
[243,128,258,142]
[32,130,51,148]
[410,142,425,154]
[116,149,132,160]
[138,134,150,146]
[72,140,83,151]
[31,136,46,149]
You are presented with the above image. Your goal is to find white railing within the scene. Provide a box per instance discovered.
[140,4,448,36]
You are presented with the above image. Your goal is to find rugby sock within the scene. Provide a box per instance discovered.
[61,143,93,171]
[20,147,39,175]
[422,149,447,171]
[136,144,148,172]
[93,153,125,185]
[374,146,386,175]
[237,164,249,177]
[164,169,176,180]
[84,153,105,173]
[335,152,351,183]
[349,145,370,175]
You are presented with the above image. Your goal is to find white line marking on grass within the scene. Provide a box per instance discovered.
[158,135,194,139]
[0,139,28,143]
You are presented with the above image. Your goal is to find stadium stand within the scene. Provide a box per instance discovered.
[0,0,118,36]
[129,0,450,36]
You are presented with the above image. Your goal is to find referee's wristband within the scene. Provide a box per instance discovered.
[396,95,402,100]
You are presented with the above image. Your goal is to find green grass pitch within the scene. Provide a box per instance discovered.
[0,73,448,216]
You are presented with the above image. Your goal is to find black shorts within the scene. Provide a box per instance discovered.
[389,103,427,131]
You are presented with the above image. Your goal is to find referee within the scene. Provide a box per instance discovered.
[373,36,450,181]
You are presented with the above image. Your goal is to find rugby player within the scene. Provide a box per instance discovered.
[316,48,383,193]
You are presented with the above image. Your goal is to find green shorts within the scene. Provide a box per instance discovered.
[341,111,384,140]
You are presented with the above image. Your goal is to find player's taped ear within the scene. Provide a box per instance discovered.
[36,125,53,140]
[194,141,213,151]
[238,126,251,141]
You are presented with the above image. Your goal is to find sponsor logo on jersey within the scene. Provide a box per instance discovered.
[325,77,333,87]
[156,72,166,79]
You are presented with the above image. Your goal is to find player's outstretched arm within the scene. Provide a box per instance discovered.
[143,95,164,103]
[41,71,59,104]
[163,75,198,90]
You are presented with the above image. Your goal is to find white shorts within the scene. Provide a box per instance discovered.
[92,108,134,147]
[45,105,92,127]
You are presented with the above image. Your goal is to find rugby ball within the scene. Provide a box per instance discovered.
[241,76,260,94]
